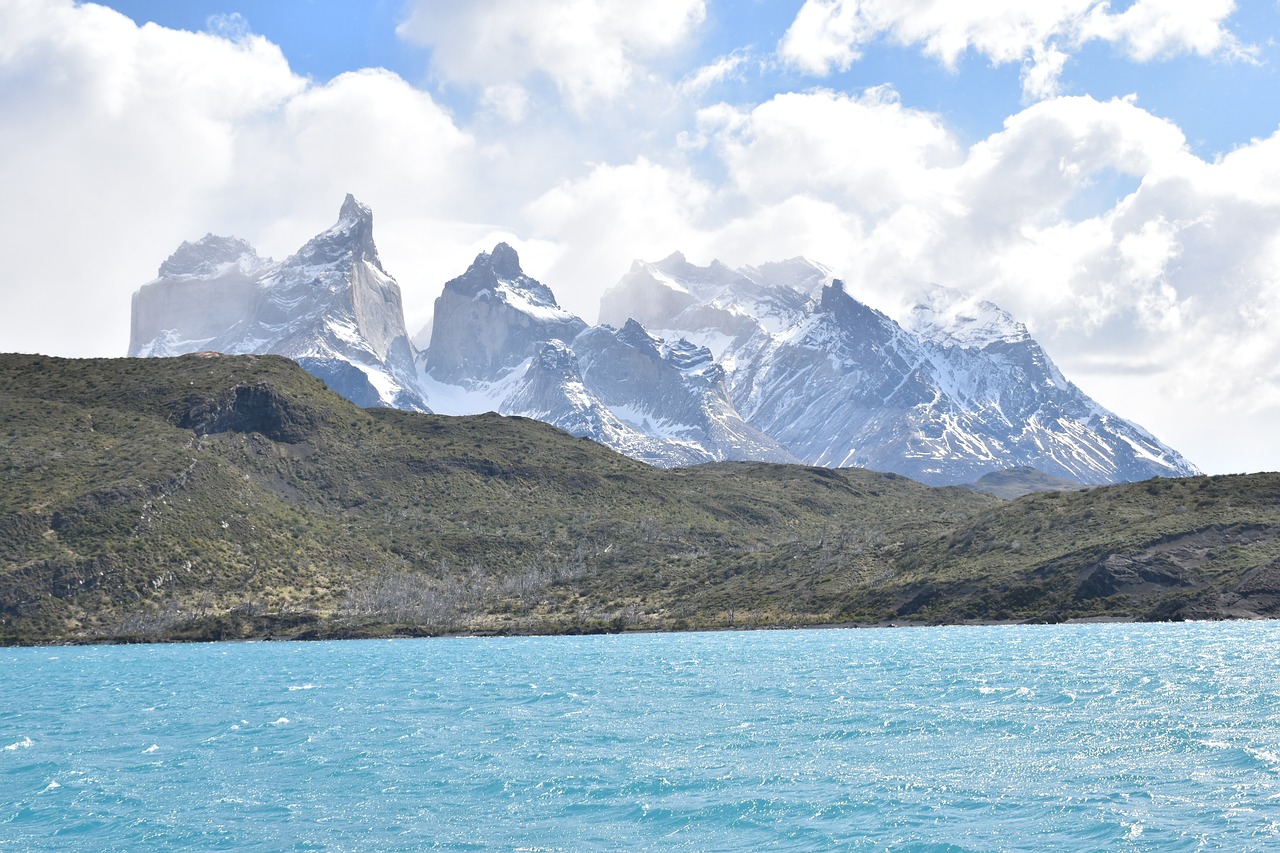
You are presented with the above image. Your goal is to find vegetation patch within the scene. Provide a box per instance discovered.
[2,353,1278,645]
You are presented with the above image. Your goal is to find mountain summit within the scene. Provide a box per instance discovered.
[423,243,586,385]
[129,195,426,411]
[290,193,383,272]
[418,243,792,465]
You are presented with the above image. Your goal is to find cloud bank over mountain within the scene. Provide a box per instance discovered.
[1,0,1277,475]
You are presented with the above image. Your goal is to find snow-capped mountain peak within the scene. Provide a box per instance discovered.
[616,317,659,350]
[741,257,834,296]
[130,199,1197,486]
[285,192,383,273]
[908,285,1030,349]
[599,249,1199,485]
[448,243,572,318]
[487,241,526,280]
[157,234,271,280]
[816,280,907,343]
[649,252,754,300]
[424,243,587,385]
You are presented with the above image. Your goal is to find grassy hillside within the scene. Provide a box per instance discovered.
[2,353,1277,644]
[876,474,1280,623]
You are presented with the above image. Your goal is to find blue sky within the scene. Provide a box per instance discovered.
[97,1,420,83]
[3,0,1280,474]
[97,0,1280,153]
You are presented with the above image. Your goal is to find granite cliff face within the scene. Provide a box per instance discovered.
[129,236,268,358]
[129,195,427,411]
[424,243,587,385]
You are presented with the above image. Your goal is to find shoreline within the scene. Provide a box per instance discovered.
[24,612,1280,650]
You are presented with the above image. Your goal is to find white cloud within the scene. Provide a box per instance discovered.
[1084,0,1250,62]
[700,86,961,214]
[1021,44,1070,102]
[522,158,714,319]
[677,52,749,97]
[247,68,475,224]
[778,0,1249,100]
[776,0,871,75]
[479,82,531,123]
[0,0,478,357]
[397,0,706,111]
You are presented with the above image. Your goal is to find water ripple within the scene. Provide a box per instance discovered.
[1,622,1279,850]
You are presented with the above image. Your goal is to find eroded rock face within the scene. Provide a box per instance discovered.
[424,243,587,385]
[129,195,428,412]
[1225,559,1280,616]
[1074,554,1193,602]
[174,384,316,444]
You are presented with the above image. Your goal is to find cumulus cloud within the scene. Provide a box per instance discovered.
[700,86,961,213]
[397,0,706,112]
[778,0,1249,100]
[0,0,480,357]
[522,158,714,318]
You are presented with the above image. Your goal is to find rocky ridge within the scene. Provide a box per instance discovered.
[419,243,796,465]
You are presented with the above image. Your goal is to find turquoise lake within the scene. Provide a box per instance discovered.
[3,622,1279,850]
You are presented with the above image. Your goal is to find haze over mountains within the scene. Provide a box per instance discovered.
[129,196,1198,486]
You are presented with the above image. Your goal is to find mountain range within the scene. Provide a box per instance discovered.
[129,196,1198,486]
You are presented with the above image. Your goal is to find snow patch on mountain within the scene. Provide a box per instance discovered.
[908,285,1029,349]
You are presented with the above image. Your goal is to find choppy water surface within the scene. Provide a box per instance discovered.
[3,622,1280,850]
